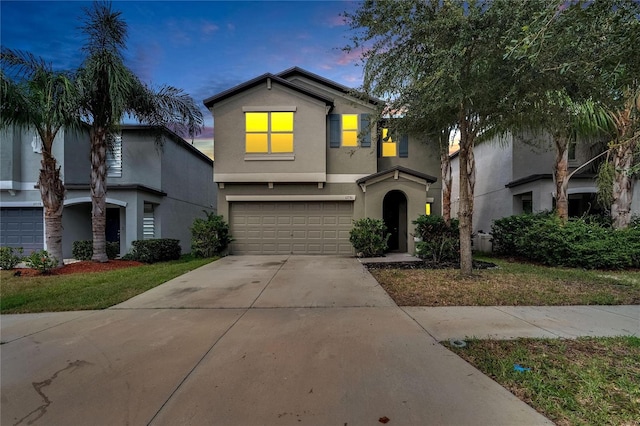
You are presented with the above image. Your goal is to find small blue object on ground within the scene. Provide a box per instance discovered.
[513,364,531,372]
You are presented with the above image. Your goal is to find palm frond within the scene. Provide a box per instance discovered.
[1,47,50,80]
[132,84,204,139]
[80,1,127,57]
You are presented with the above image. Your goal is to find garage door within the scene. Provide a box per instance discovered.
[0,207,44,254]
[230,201,354,255]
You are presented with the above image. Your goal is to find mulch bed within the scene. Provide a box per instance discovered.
[363,260,498,270]
[12,260,144,277]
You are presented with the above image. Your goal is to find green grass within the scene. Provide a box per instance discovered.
[369,255,640,306]
[446,336,640,425]
[0,256,216,314]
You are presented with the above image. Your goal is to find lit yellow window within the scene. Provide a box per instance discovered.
[271,112,293,132]
[246,112,268,132]
[342,114,358,147]
[246,133,268,153]
[271,133,293,153]
[381,128,397,157]
[245,111,294,154]
[425,203,432,215]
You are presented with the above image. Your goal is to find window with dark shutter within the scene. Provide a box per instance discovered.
[399,134,409,158]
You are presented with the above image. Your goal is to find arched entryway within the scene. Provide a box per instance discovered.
[383,190,408,252]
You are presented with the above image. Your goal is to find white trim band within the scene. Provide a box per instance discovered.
[215,172,326,183]
[326,174,369,183]
[0,201,43,207]
[226,195,356,202]
[0,181,37,191]
[65,197,128,207]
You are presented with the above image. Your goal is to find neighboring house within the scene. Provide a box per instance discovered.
[450,132,640,234]
[204,67,441,255]
[0,124,216,257]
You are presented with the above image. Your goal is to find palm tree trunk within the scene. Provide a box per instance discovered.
[90,127,109,262]
[440,133,453,225]
[458,115,475,276]
[38,150,65,267]
[611,142,635,229]
[553,135,569,221]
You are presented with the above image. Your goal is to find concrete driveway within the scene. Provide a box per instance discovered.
[1,255,550,425]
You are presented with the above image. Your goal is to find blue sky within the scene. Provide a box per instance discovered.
[1,0,365,156]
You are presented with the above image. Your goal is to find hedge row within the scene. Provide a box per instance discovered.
[491,213,640,269]
[72,241,119,260]
[123,239,182,263]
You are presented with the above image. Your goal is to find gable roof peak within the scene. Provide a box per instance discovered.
[277,66,381,106]
[203,72,334,108]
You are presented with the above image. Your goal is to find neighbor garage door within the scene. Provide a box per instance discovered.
[0,207,44,254]
[230,201,353,255]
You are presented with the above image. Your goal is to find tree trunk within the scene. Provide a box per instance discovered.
[38,150,65,267]
[553,135,569,221]
[458,117,476,276]
[90,127,109,262]
[611,142,635,229]
[440,134,453,225]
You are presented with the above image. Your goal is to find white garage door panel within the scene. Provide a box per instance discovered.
[230,201,354,255]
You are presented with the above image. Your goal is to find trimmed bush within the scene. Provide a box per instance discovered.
[491,212,640,269]
[0,247,23,270]
[191,212,232,258]
[491,212,553,256]
[349,218,389,257]
[72,240,119,260]
[413,215,460,263]
[128,239,181,263]
[24,249,57,274]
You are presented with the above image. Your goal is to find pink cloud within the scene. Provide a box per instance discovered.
[335,49,362,66]
[326,14,347,28]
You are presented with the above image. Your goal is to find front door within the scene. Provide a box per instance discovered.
[106,208,120,250]
[383,190,408,252]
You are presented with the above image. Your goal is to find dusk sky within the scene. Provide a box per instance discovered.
[1,0,365,158]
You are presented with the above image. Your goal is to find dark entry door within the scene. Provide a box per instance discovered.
[383,191,408,252]
[106,208,120,249]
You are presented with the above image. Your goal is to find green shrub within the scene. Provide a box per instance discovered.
[128,239,181,263]
[491,212,552,256]
[72,240,119,260]
[24,250,58,274]
[190,212,232,257]
[413,215,460,262]
[491,213,640,269]
[349,218,389,257]
[0,247,23,270]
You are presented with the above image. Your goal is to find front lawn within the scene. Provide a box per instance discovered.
[0,255,216,314]
[446,336,640,425]
[368,256,640,306]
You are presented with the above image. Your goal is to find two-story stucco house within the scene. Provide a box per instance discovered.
[0,124,216,257]
[450,132,640,234]
[204,67,441,255]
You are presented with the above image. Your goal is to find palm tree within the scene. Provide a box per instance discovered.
[1,48,80,267]
[599,85,640,229]
[76,1,203,262]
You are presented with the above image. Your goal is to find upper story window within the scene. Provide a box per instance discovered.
[568,140,577,162]
[329,114,371,148]
[379,127,408,158]
[107,135,122,178]
[381,128,397,157]
[245,111,294,154]
[341,114,359,147]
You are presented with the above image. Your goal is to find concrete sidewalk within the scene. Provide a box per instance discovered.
[1,255,634,425]
[404,305,639,341]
